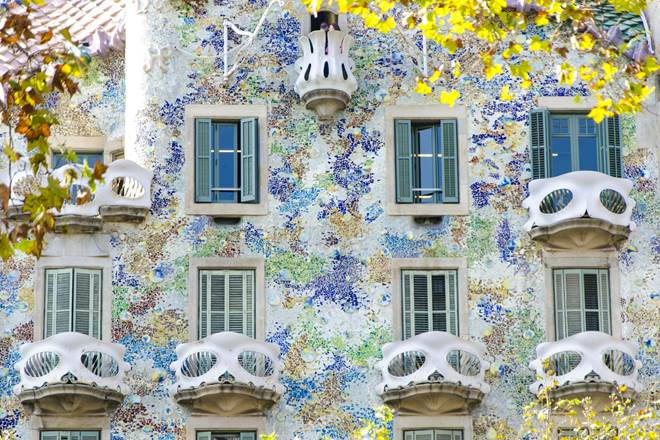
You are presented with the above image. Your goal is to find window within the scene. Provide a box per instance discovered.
[44,268,102,339]
[41,432,100,440]
[198,270,255,339]
[197,432,256,440]
[394,119,458,204]
[310,10,340,31]
[402,270,458,339]
[194,118,258,204]
[52,151,104,169]
[110,149,125,161]
[529,110,622,179]
[404,429,463,440]
[553,269,611,340]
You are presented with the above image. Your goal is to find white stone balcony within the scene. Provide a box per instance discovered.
[529,331,642,402]
[7,158,152,232]
[170,332,283,416]
[377,331,490,415]
[294,29,357,119]
[522,171,635,249]
[13,332,129,416]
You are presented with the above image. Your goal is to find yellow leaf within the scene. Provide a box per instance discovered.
[415,81,432,95]
[429,69,442,83]
[500,85,514,101]
[440,89,460,107]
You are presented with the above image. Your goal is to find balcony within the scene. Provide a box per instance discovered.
[522,171,635,249]
[294,29,357,119]
[7,158,152,232]
[170,332,283,416]
[13,332,129,416]
[377,331,490,415]
[529,332,642,404]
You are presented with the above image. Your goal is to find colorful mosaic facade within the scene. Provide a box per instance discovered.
[0,2,658,439]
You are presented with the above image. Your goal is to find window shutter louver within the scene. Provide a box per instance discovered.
[403,273,412,339]
[395,119,414,203]
[45,271,57,338]
[435,430,456,440]
[413,430,435,440]
[452,432,463,440]
[529,109,550,179]
[446,271,458,335]
[73,269,102,338]
[602,116,622,177]
[554,270,566,340]
[240,118,258,203]
[209,272,226,336]
[244,271,255,338]
[47,269,73,336]
[412,273,430,336]
[582,271,601,332]
[68,432,80,440]
[40,432,60,440]
[441,120,459,202]
[598,270,611,335]
[404,432,415,440]
[196,432,211,440]
[240,433,256,440]
[195,118,213,202]
[228,273,246,334]
[431,274,447,332]
[80,432,99,440]
[199,271,208,339]
[563,270,584,338]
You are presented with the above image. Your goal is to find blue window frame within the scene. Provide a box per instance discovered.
[549,115,599,176]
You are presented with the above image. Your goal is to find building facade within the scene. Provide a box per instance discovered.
[1,1,659,439]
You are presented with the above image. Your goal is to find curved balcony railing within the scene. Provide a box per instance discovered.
[169,332,283,396]
[7,158,152,220]
[294,29,357,118]
[522,171,636,232]
[528,331,642,396]
[13,332,129,394]
[377,331,490,394]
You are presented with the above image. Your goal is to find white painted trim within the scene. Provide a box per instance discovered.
[34,235,113,341]
[184,104,269,217]
[536,96,597,111]
[542,250,622,340]
[185,415,267,440]
[393,415,473,440]
[187,257,266,341]
[384,105,470,217]
[391,257,469,340]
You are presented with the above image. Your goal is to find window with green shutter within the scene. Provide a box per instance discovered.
[198,270,255,339]
[404,429,463,440]
[394,119,459,204]
[553,269,611,340]
[196,431,257,440]
[529,110,622,179]
[402,270,458,339]
[40,432,100,440]
[194,118,258,204]
[44,268,102,339]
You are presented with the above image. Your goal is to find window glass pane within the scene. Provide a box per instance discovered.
[214,123,238,203]
[550,117,572,176]
[415,126,437,204]
[53,152,104,169]
[578,118,598,171]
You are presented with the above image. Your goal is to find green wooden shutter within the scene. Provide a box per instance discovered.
[446,271,458,335]
[529,109,550,179]
[244,271,255,338]
[404,432,415,440]
[240,433,256,440]
[68,432,80,440]
[195,118,213,202]
[40,432,60,440]
[402,272,412,339]
[228,272,246,334]
[209,272,226,336]
[395,119,414,203]
[441,120,459,202]
[199,271,208,339]
[430,273,447,332]
[435,430,457,440]
[412,273,430,336]
[45,269,73,337]
[600,116,622,177]
[240,118,258,203]
[598,270,611,335]
[80,432,99,440]
[196,432,211,440]
[555,269,611,340]
[73,269,101,338]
